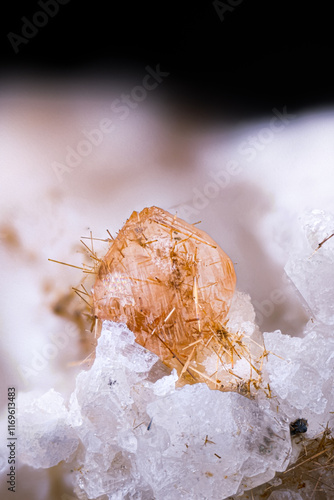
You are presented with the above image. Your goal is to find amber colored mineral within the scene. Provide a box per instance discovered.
[92,206,238,388]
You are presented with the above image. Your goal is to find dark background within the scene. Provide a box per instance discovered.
[1,0,333,119]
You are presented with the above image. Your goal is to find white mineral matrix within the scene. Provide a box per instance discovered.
[13,209,334,499]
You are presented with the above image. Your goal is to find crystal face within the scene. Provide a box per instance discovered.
[17,322,292,500]
[93,206,240,389]
[12,209,334,499]
[285,209,334,325]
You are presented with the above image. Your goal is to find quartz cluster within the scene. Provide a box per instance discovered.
[17,319,292,500]
[264,210,334,438]
[232,209,334,500]
[15,209,334,499]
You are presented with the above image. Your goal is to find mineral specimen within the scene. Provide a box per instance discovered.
[16,321,292,500]
[289,418,308,436]
[16,389,79,469]
[285,209,334,325]
[13,208,334,500]
[93,207,263,392]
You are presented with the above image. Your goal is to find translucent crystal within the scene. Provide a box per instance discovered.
[69,322,291,499]
[264,319,334,437]
[17,321,292,499]
[285,209,334,325]
[93,207,265,393]
[14,207,334,499]
[17,389,79,468]
[142,385,291,498]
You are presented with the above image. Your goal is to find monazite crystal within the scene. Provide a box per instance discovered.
[93,206,238,388]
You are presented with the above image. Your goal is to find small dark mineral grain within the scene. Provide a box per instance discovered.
[290,418,308,436]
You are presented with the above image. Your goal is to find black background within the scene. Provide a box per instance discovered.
[1,0,333,119]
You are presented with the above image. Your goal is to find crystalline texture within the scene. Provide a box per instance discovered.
[17,389,79,468]
[142,385,291,498]
[17,322,292,499]
[92,207,236,382]
[285,209,334,325]
[15,208,334,499]
[264,320,334,437]
[69,322,291,499]
[92,207,266,395]
[93,208,236,349]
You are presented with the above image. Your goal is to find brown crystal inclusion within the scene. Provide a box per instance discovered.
[93,206,240,390]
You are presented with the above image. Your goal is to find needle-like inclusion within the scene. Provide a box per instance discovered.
[93,207,262,393]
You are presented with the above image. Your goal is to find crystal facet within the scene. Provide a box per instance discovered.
[93,206,238,388]
[17,322,292,500]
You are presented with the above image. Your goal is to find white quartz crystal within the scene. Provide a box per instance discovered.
[17,389,79,468]
[285,209,334,325]
[17,321,292,499]
[15,210,334,499]
[263,319,334,437]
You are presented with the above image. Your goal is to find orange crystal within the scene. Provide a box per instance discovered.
[92,206,237,388]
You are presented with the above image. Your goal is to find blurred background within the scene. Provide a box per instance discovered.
[1,1,334,498]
